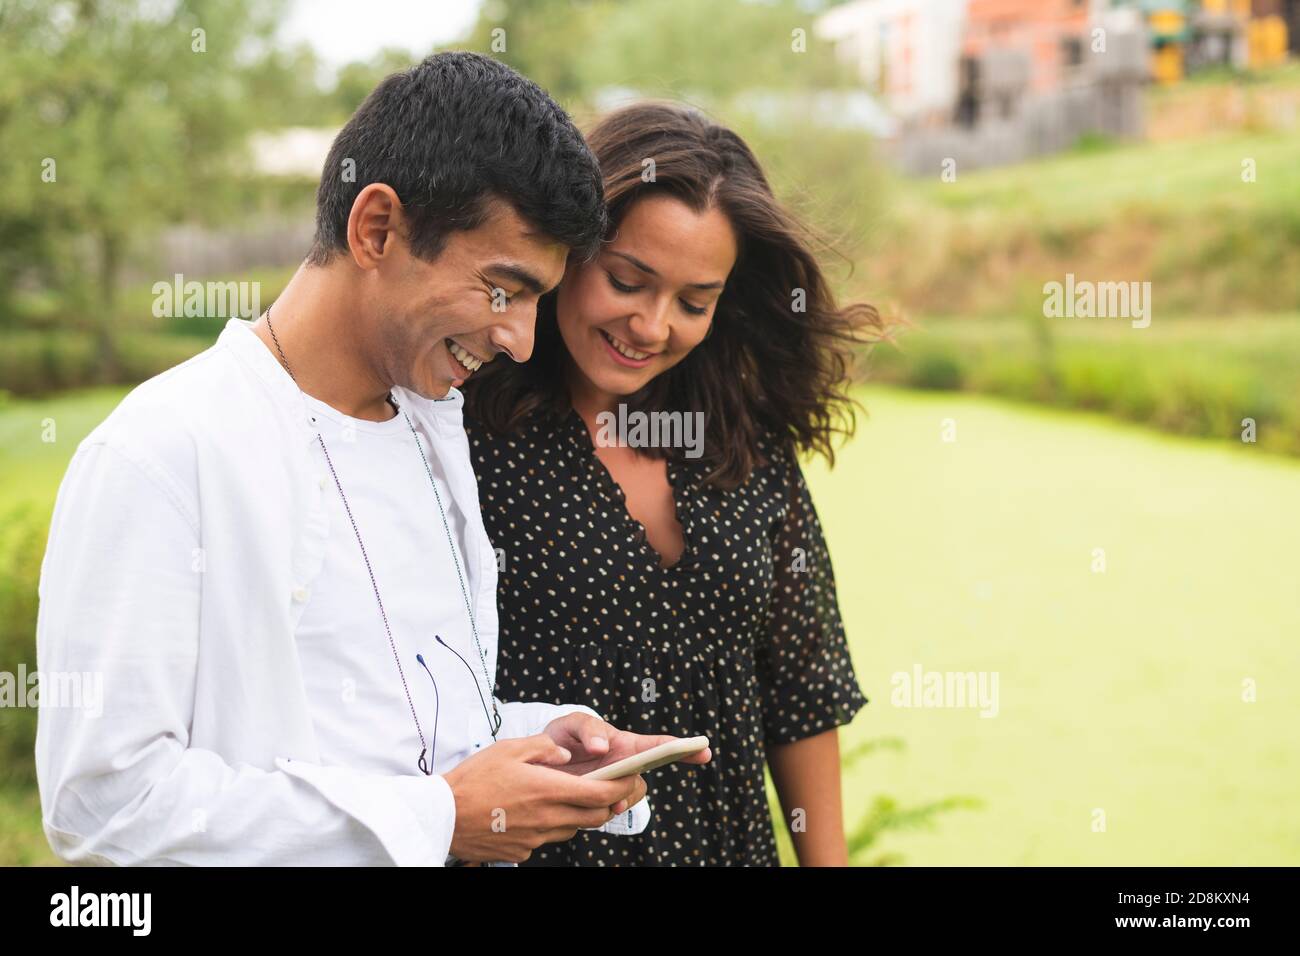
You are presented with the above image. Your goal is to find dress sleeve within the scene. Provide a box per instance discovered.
[757,447,868,747]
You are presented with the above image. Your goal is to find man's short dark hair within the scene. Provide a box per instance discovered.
[307,51,606,265]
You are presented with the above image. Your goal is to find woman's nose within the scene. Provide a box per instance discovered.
[628,298,671,346]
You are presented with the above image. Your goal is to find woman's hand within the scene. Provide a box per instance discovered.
[540,712,712,811]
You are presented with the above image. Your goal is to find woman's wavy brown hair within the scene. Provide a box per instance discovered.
[463,100,888,489]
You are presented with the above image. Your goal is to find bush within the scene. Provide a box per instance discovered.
[0,332,99,395]
[909,351,965,391]
[0,331,210,397]
[861,315,1300,457]
[0,505,46,789]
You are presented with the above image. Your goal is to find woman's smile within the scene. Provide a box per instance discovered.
[598,328,657,368]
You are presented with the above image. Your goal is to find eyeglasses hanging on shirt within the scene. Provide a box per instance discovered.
[416,635,504,772]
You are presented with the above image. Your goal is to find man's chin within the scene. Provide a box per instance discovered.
[396,374,456,402]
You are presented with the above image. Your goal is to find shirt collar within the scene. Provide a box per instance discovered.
[218,317,466,439]
[219,317,306,414]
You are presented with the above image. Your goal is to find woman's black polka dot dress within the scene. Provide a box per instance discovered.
[466,407,868,866]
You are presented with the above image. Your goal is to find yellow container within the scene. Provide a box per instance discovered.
[1201,0,1251,16]
[1247,16,1289,69]
[1152,43,1185,84]
[1149,11,1186,37]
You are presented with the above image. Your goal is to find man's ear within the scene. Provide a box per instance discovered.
[346,183,404,269]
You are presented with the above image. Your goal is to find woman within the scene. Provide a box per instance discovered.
[463,101,886,866]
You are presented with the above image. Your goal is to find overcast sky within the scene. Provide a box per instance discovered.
[279,0,483,68]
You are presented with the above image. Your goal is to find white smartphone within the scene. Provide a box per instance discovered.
[582,735,710,781]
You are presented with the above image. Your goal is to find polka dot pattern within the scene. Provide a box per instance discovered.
[466,407,868,866]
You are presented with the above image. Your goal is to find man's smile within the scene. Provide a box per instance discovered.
[446,337,488,377]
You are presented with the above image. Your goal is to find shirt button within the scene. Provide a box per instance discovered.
[318,475,328,490]
[292,586,310,603]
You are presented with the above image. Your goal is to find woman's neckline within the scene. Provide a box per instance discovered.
[559,406,693,572]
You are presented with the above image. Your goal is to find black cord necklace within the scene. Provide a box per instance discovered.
[264,307,501,775]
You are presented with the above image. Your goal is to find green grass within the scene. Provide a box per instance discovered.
[0,387,132,512]
[3,383,1298,864]
[862,119,1300,318]
[808,386,1300,865]
[901,129,1300,222]
[0,787,60,866]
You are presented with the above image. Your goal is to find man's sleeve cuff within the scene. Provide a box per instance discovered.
[392,772,456,866]
[587,796,651,836]
[497,700,602,739]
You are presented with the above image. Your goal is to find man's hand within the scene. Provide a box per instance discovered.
[442,734,644,864]
[540,711,713,814]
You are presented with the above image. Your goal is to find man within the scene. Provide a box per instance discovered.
[35,51,708,866]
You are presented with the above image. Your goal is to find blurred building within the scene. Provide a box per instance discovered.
[1286,0,1300,53]
[815,0,1295,173]
[1131,0,1293,82]
[119,127,332,284]
[1226,0,1292,67]
[892,0,1147,172]
[814,0,969,126]
[248,127,336,178]
[959,0,1095,101]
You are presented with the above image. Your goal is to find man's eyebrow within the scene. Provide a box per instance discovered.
[610,250,725,290]
[484,262,548,295]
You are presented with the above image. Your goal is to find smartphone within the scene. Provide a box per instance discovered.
[582,735,710,781]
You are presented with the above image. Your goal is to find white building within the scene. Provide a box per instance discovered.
[248,127,337,179]
[814,0,968,127]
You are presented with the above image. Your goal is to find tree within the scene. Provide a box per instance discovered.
[457,0,853,109]
[0,0,288,378]
[458,0,613,105]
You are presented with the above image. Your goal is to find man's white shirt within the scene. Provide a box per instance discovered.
[34,318,648,866]
[294,392,501,781]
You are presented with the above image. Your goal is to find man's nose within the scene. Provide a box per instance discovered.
[490,303,538,363]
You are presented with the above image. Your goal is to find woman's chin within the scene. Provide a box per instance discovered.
[601,374,651,399]
[573,360,645,396]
